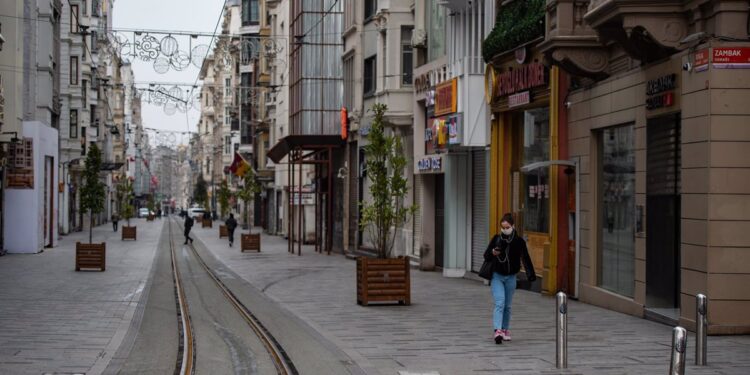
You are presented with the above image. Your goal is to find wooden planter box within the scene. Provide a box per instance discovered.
[202,218,212,228]
[240,233,260,252]
[357,257,410,306]
[146,214,155,221]
[122,226,137,241]
[76,242,106,271]
[219,225,228,238]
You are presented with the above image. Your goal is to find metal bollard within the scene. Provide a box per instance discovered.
[556,292,567,369]
[669,326,687,375]
[696,294,708,366]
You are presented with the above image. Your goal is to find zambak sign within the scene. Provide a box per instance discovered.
[713,47,750,69]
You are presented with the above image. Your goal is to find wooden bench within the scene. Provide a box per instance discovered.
[219,225,228,238]
[122,226,137,240]
[241,234,261,253]
[202,218,213,228]
[76,242,106,272]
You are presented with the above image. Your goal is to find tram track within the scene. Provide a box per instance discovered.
[168,217,298,375]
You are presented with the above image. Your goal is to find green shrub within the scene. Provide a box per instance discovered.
[482,0,545,62]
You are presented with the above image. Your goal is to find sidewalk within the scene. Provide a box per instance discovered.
[0,218,165,375]
[191,224,750,375]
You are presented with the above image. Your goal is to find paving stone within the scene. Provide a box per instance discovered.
[191,225,750,375]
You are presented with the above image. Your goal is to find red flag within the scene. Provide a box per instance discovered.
[341,107,348,140]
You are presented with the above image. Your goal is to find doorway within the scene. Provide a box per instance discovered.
[434,174,444,268]
[646,114,681,318]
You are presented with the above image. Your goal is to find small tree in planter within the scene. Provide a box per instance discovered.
[117,179,137,240]
[218,179,233,238]
[194,175,208,208]
[77,144,107,271]
[218,179,233,219]
[236,169,261,252]
[357,103,417,305]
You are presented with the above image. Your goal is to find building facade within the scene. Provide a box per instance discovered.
[1,0,61,253]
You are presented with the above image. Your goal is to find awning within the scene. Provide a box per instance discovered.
[267,135,345,163]
[101,162,125,171]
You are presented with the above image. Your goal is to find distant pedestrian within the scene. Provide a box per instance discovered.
[184,215,194,245]
[112,212,119,232]
[484,213,536,344]
[225,214,238,247]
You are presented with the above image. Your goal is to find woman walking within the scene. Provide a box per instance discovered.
[484,213,536,344]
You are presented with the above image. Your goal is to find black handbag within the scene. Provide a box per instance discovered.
[479,259,494,280]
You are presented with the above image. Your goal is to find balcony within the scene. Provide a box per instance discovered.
[584,0,688,62]
[539,0,610,79]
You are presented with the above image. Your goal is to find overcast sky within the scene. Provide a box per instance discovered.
[112,0,226,146]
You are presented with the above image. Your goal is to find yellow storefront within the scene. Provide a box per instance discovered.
[485,48,567,294]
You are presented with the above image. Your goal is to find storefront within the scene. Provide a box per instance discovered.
[485,47,569,293]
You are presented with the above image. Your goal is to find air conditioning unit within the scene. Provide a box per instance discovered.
[411,29,427,48]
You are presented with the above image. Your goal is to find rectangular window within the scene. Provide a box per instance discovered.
[90,30,98,51]
[242,0,259,26]
[225,107,231,126]
[401,27,414,85]
[82,79,87,105]
[82,0,87,16]
[70,56,79,85]
[70,109,78,138]
[70,5,79,33]
[364,0,377,21]
[344,0,355,30]
[343,55,354,110]
[225,78,232,97]
[598,124,636,298]
[224,135,231,154]
[92,0,100,17]
[426,0,446,61]
[363,55,376,96]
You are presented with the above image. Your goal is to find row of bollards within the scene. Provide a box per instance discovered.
[554,292,708,373]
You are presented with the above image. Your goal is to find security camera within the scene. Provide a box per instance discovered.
[682,62,692,72]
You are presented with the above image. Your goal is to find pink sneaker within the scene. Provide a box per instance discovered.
[501,329,512,341]
[494,329,503,344]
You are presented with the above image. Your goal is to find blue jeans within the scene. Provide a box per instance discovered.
[491,272,517,330]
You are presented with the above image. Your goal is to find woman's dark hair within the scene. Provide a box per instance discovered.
[500,213,514,226]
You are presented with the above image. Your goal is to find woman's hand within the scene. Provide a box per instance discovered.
[492,248,500,256]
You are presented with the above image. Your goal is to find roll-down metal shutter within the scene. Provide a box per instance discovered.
[471,150,489,272]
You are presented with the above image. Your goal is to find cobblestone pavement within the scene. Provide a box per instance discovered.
[190,224,750,375]
[0,219,164,375]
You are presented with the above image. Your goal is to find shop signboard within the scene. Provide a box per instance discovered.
[508,91,531,108]
[416,156,442,173]
[646,74,677,110]
[425,113,463,154]
[713,47,750,69]
[485,61,548,105]
[434,78,457,116]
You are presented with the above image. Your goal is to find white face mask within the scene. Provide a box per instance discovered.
[501,227,513,236]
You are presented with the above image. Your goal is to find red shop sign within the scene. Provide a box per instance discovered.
[713,47,750,69]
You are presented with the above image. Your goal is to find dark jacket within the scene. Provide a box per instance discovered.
[184,216,194,230]
[483,231,537,281]
[225,217,237,231]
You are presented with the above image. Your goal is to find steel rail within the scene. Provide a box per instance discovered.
[171,217,297,375]
[169,220,195,375]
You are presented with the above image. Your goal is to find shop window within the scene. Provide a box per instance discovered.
[598,124,636,298]
[519,107,550,234]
